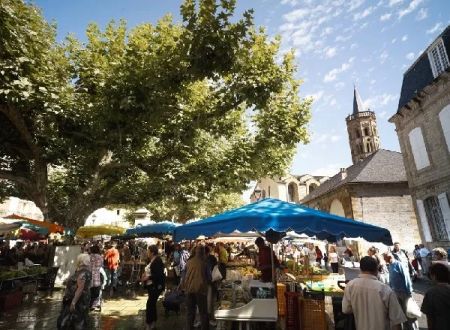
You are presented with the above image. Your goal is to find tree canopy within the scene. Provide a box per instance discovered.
[0,0,311,228]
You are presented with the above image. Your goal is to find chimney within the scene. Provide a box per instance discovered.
[340,168,347,180]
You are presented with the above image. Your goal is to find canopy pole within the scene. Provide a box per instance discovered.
[270,242,276,288]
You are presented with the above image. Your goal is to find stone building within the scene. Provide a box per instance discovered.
[301,88,421,250]
[389,25,450,248]
[346,87,381,164]
[250,174,329,203]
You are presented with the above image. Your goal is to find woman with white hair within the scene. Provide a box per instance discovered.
[57,253,92,329]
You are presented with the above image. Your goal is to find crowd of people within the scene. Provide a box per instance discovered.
[22,236,444,330]
[343,242,450,330]
[0,240,52,266]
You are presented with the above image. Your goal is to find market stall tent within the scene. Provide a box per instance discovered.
[126,221,180,237]
[173,198,393,245]
[2,214,64,233]
[0,222,22,235]
[76,225,126,238]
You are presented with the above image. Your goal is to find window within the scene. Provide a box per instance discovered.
[416,200,432,242]
[363,127,369,136]
[439,104,450,152]
[408,127,430,170]
[424,196,448,241]
[356,130,360,138]
[428,38,450,78]
[288,182,298,202]
[437,193,450,239]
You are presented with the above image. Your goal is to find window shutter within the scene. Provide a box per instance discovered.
[416,200,432,242]
[408,127,430,170]
[437,193,450,240]
[439,105,450,152]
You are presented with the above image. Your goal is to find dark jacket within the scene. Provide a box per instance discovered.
[148,256,166,290]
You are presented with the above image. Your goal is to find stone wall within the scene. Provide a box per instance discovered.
[304,183,420,250]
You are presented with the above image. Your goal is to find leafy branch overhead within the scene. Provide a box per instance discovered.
[0,0,311,227]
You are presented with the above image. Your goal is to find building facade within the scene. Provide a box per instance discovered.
[250,174,329,203]
[389,25,450,248]
[300,88,421,250]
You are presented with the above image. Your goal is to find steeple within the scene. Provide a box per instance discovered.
[353,85,365,115]
[346,86,380,164]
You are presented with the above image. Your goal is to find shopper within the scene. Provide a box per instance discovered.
[368,246,388,284]
[104,242,120,294]
[342,256,406,330]
[328,246,339,273]
[217,242,228,279]
[315,246,323,266]
[89,245,106,311]
[383,252,418,330]
[421,263,450,330]
[181,245,211,330]
[419,244,431,276]
[431,247,449,266]
[392,242,415,279]
[141,245,166,330]
[57,253,92,330]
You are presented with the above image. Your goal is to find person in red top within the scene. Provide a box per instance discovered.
[255,237,279,282]
[104,242,120,294]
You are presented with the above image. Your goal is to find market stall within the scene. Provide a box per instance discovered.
[75,225,126,239]
[125,221,180,237]
[173,198,393,330]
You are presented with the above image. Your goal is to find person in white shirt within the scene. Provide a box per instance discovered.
[328,246,339,273]
[419,244,431,275]
[342,256,406,330]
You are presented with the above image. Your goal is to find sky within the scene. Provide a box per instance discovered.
[35,0,450,177]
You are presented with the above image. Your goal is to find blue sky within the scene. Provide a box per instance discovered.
[35,0,450,177]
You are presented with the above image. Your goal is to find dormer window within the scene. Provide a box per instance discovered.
[428,38,450,78]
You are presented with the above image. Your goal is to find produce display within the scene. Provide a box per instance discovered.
[0,266,48,281]
[285,261,330,276]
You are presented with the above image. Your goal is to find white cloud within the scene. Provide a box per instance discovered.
[325,47,337,58]
[281,0,298,6]
[329,98,337,107]
[310,163,346,177]
[283,8,309,22]
[306,90,325,103]
[380,13,392,21]
[388,0,403,6]
[335,34,352,42]
[391,38,397,44]
[364,93,397,109]
[406,52,415,60]
[378,110,388,119]
[354,6,374,21]
[379,50,389,63]
[321,27,334,37]
[398,0,424,19]
[426,22,443,35]
[401,35,408,42]
[350,43,358,49]
[348,0,365,11]
[370,79,376,84]
[323,58,355,83]
[313,133,343,145]
[416,7,428,20]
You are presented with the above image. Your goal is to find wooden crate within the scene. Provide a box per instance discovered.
[299,297,327,330]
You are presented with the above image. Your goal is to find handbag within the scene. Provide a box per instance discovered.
[212,265,223,282]
[406,296,422,319]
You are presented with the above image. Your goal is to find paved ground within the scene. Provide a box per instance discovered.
[0,278,432,329]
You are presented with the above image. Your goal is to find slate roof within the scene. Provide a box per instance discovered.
[396,24,450,112]
[301,149,406,203]
[353,86,365,115]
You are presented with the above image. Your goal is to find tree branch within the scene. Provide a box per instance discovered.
[0,170,32,188]
[0,104,41,159]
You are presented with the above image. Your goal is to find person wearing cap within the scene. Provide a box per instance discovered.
[255,237,279,282]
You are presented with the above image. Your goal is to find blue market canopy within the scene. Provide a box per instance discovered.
[173,198,393,245]
[126,221,180,237]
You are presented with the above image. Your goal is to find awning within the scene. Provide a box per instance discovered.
[0,222,22,235]
[76,225,126,238]
[2,214,64,233]
[173,198,393,245]
[126,221,180,237]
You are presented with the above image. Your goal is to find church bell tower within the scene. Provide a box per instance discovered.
[346,86,380,164]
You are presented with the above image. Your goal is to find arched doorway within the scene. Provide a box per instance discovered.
[287,182,299,203]
[329,199,345,217]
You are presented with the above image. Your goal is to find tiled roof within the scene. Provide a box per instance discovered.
[301,149,406,203]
